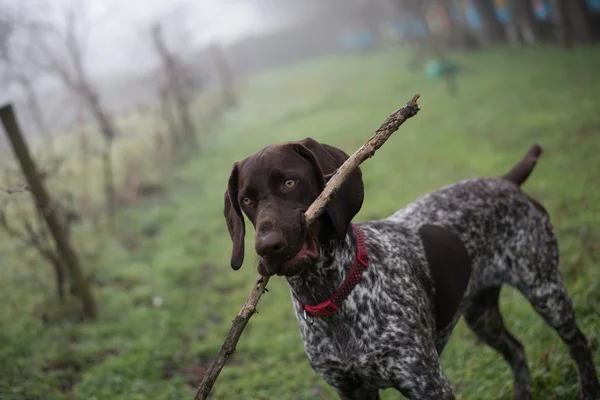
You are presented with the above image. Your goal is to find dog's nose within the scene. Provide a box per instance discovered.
[255,232,288,258]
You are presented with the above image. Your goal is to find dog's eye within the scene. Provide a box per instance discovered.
[284,179,297,189]
[242,197,252,206]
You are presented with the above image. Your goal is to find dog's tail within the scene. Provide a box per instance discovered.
[502,144,542,186]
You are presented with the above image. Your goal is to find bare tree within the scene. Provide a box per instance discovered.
[1,3,55,148]
[151,23,197,156]
[550,0,592,48]
[24,1,118,222]
[210,44,237,109]
[506,0,540,45]
[471,0,507,46]
[391,0,458,94]
[0,191,79,301]
[391,0,430,69]
[1,104,97,318]
[435,0,479,51]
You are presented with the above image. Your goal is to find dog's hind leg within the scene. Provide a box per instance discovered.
[516,267,600,400]
[464,286,532,400]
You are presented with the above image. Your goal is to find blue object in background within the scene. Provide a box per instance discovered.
[341,31,375,51]
[533,0,552,20]
[585,0,600,12]
[465,6,482,29]
[465,1,511,26]
[496,7,511,24]
[441,0,598,30]
[394,0,596,43]
[461,0,553,27]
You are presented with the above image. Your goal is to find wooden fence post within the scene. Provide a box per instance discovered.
[0,104,98,319]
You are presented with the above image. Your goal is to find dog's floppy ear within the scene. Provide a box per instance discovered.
[419,224,471,333]
[224,162,245,270]
[292,137,364,238]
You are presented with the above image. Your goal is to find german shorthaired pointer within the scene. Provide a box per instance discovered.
[223,138,599,399]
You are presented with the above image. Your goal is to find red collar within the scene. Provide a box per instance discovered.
[295,224,369,318]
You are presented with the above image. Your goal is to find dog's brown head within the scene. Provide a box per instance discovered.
[224,137,364,276]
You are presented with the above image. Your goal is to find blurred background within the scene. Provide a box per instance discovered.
[1,1,599,399]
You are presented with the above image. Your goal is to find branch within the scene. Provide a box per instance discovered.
[0,184,30,194]
[0,198,67,301]
[36,155,65,180]
[193,94,422,400]
[0,200,51,258]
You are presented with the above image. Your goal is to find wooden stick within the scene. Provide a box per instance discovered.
[194,94,422,400]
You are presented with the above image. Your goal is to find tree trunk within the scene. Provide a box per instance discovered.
[85,88,116,141]
[82,85,117,222]
[392,0,431,70]
[509,0,541,45]
[152,24,198,154]
[550,0,592,48]
[159,85,181,160]
[567,0,592,42]
[424,2,459,96]
[50,255,67,302]
[550,0,571,48]
[173,74,197,152]
[77,104,93,222]
[441,0,479,51]
[0,104,97,318]
[102,138,115,225]
[473,0,507,46]
[153,115,168,171]
[211,45,236,109]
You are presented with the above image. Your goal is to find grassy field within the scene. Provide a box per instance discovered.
[1,45,600,400]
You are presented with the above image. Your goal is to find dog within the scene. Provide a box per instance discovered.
[223,137,599,399]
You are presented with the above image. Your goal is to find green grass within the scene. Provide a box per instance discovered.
[2,44,600,400]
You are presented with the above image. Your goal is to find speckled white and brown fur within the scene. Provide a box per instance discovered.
[288,175,599,399]
[224,140,600,400]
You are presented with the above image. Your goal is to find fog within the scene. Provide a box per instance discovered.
[1,0,394,135]
[84,0,293,76]
[1,0,340,78]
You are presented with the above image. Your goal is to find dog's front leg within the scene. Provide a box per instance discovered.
[394,368,455,400]
[389,343,455,400]
[335,386,380,400]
